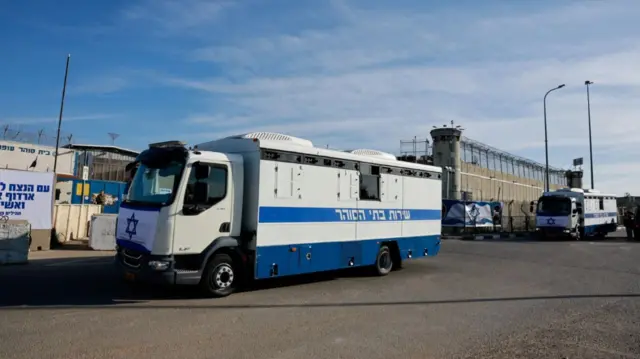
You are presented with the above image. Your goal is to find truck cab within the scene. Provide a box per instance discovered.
[534,194,583,239]
[114,141,247,296]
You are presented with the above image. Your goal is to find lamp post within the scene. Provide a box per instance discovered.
[585,80,594,189]
[53,54,71,174]
[543,83,565,192]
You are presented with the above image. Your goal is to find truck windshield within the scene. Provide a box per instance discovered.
[127,162,184,205]
[125,146,188,206]
[537,197,571,215]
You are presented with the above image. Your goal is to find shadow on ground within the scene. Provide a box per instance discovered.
[1,253,639,310]
[0,254,408,308]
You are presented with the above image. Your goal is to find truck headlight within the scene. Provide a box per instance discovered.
[148,260,170,271]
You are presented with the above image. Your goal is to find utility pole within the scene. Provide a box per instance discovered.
[53,54,71,174]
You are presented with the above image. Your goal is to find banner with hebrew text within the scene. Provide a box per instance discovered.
[0,169,54,229]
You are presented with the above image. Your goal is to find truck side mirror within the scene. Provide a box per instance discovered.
[193,182,209,204]
[194,162,210,180]
[529,205,534,213]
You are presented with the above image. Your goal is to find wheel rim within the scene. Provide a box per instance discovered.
[211,264,234,289]
[378,249,392,271]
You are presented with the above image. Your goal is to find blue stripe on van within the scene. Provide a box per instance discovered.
[258,206,441,223]
[584,212,618,218]
[254,235,441,279]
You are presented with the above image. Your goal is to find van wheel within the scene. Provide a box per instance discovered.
[200,253,237,298]
[374,245,393,276]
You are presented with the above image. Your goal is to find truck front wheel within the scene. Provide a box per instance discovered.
[200,253,238,298]
[374,244,393,276]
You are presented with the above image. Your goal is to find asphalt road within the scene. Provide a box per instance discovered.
[1,234,639,359]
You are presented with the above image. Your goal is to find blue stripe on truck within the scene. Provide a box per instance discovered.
[258,206,441,223]
[254,235,441,279]
[584,212,618,218]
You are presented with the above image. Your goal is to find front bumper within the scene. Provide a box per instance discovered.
[536,226,573,238]
[114,247,202,286]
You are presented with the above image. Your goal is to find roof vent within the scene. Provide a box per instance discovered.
[226,132,313,147]
[348,149,397,161]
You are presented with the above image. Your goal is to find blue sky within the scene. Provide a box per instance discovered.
[1,0,640,194]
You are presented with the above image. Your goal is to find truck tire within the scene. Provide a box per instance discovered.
[374,244,393,276]
[200,253,238,298]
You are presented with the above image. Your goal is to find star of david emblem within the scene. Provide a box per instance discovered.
[125,212,139,240]
[546,217,556,225]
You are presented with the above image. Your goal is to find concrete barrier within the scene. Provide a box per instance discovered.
[53,204,103,242]
[89,214,117,251]
[0,220,31,265]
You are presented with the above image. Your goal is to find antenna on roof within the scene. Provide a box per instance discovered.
[108,132,120,145]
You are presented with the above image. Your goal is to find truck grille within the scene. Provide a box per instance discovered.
[121,248,143,268]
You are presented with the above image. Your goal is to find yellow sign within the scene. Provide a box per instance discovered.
[75,183,90,196]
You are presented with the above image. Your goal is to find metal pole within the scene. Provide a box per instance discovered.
[543,84,565,192]
[53,54,71,174]
[543,92,549,192]
[585,80,594,189]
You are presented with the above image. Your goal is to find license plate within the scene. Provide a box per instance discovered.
[124,272,135,281]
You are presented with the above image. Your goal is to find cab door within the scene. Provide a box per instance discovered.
[172,161,233,255]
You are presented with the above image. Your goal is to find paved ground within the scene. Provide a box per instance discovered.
[1,233,639,359]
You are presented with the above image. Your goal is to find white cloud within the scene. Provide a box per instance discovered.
[121,0,234,34]
[71,76,130,95]
[115,0,640,194]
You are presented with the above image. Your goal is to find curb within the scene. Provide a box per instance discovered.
[473,233,531,241]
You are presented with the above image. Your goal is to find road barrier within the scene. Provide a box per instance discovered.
[53,204,102,243]
[0,220,31,265]
[88,214,117,250]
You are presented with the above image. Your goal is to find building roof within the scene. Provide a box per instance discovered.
[63,144,140,157]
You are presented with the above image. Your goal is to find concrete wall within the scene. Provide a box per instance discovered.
[0,140,76,175]
[459,161,565,214]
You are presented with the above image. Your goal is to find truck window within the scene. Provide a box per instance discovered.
[359,164,381,201]
[184,164,228,207]
[599,197,604,210]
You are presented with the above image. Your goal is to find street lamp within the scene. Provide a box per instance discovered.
[585,80,594,189]
[543,83,565,192]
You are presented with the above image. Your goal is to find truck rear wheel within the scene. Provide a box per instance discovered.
[200,253,238,298]
[374,244,393,276]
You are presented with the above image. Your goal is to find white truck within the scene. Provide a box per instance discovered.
[114,132,443,297]
[534,188,618,240]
